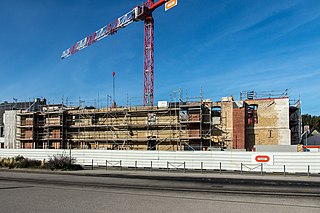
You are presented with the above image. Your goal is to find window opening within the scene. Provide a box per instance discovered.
[247,105,258,125]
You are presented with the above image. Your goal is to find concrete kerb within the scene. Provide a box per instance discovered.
[1,168,320,188]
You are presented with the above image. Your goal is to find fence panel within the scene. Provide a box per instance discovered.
[1,149,320,174]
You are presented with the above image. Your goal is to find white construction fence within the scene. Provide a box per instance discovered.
[0,149,320,174]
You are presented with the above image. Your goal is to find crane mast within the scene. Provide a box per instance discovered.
[143,0,155,106]
[61,0,172,106]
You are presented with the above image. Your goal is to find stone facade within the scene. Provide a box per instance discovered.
[212,97,294,150]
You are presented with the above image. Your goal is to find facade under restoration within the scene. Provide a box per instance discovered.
[2,91,301,151]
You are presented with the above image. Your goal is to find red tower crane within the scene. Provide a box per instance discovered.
[61,0,177,106]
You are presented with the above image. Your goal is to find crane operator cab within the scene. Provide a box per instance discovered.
[133,5,151,21]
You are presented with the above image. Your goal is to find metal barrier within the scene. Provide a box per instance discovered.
[241,163,263,176]
[167,161,186,172]
[106,160,122,170]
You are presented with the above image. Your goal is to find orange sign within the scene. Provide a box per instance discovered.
[252,154,273,165]
[255,155,270,163]
[165,0,177,11]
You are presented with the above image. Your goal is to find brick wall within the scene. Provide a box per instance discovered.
[233,107,246,149]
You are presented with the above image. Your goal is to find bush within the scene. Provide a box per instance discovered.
[0,154,82,171]
[0,157,14,168]
[45,154,83,171]
[0,155,42,169]
[15,158,42,169]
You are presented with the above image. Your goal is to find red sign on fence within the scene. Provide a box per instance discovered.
[255,155,270,163]
[252,154,273,165]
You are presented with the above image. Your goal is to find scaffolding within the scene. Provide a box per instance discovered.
[13,90,302,151]
[16,95,215,150]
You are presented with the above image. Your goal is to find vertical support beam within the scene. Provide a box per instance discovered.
[112,72,116,107]
[144,15,154,106]
[69,148,72,165]
[201,162,203,174]
[91,159,94,170]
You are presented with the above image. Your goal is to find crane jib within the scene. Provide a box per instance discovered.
[61,9,137,59]
[61,1,173,106]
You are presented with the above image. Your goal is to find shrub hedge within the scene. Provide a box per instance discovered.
[0,154,83,171]
[0,155,42,169]
[44,154,83,171]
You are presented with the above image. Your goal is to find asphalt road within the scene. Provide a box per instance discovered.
[0,171,319,213]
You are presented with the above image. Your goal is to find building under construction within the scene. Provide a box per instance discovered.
[1,91,301,151]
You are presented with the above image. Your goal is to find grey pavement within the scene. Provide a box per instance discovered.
[2,167,320,182]
[67,168,320,182]
[2,167,320,188]
[1,168,320,213]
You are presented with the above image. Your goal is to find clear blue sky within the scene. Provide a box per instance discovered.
[0,0,319,115]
